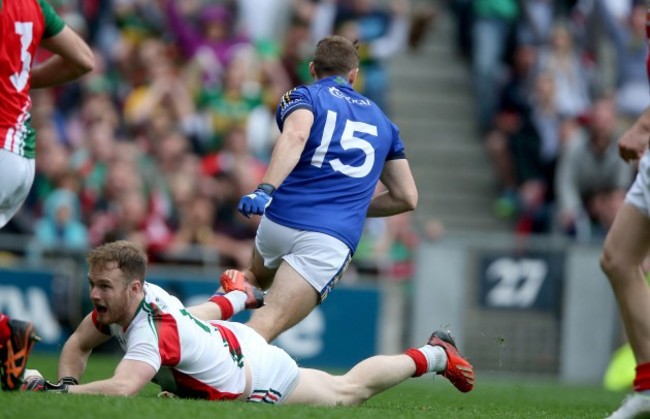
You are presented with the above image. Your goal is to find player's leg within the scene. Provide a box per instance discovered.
[605,8,650,413]
[187,268,265,321]
[284,330,474,406]
[188,241,274,321]
[246,218,351,342]
[246,261,319,342]
[601,201,650,418]
[246,246,276,290]
[0,150,35,229]
[0,313,41,391]
[284,357,415,406]
[601,203,650,419]
[601,204,650,364]
[219,244,278,291]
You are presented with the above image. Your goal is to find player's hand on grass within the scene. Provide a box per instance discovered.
[21,376,77,393]
[238,183,275,218]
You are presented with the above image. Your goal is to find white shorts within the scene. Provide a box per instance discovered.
[0,150,35,228]
[226,322,299,404]
[256,216,352,302]
[625,152,650,217]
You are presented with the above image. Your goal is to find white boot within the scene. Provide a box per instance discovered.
[606,393,650,419]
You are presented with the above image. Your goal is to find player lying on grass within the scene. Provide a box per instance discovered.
[9,239,263,394]
[21,240,474,404]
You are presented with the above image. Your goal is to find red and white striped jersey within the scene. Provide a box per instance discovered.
[0,0,64,158]
[93,282,248,400]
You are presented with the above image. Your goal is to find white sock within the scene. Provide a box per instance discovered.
[224,291,247,315]
[419,345,448,373]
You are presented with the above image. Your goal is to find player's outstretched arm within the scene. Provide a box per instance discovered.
[66,359,156,396]
[367,159,418,217]
[238,109,313,218]
[260,109,314,190]
[58,313,110,382]
[30,25,94,89]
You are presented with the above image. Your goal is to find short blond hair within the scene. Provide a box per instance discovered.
[87,240,147,284]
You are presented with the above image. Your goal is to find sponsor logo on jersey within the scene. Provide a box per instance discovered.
[328,87,371,106]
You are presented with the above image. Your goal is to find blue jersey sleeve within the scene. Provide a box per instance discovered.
[276,86,313,132]
[387,121,406,160]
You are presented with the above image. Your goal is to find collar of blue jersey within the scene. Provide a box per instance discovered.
[315,75,353,89]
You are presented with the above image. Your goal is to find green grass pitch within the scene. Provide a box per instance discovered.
[1,354,627,418]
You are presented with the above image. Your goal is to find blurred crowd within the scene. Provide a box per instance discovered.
[451,0,646,240]
[5,0,434,274]
[18,0,639,278]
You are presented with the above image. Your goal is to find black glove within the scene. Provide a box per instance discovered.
[20,376,70,393]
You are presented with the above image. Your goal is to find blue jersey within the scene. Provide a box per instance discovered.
[265,76,406,252]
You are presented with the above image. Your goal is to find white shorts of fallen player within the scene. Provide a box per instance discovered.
[0,150,35,228]
[255,216,352,302]
[226,322,300,404]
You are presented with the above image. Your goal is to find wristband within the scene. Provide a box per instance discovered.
[59,376,79,386]
[257,183,276,196]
